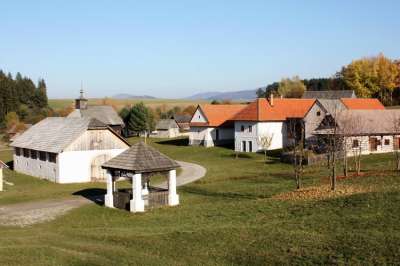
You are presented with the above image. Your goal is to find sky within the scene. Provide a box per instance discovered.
[0,0,399,99]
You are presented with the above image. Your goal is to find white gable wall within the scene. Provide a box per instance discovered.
[58,148,126,183]
[190,108,207,123]
[234,121,284,152]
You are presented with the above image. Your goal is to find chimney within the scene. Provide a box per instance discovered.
[269,93,274,106]
[75,89,88,110]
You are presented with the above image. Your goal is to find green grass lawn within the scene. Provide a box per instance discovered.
[0,138,399,265]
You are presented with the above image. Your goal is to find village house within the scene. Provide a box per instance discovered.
[189,104,246,147]
[232,96,316,152]
[0,160,8,192]
[11,117,130,183]
[153,119,180,138]
[68,90,125,135]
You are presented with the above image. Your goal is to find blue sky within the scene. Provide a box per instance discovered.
[1,0,399,99]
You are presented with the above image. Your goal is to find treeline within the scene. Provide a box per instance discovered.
[257,53,400,106]
[0,70,49,127]
[119,103,196,135]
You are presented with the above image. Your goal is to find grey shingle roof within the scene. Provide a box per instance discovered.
[68,105,124,126]
[156,119,179,130]
[317,99,347,115]
[303,90,355,99]
[10,117,116,153]
[172,114,192,123]
[315,109,400,135]
[102,142,180,173]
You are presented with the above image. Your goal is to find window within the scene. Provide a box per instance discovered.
[39,151,47,161]
[352,139,359,148]
[248,141,252,152]
[248,125,252,133]
[15,147,21,156]
[316,111,321,116]
[31,150,38,160]
[384,139,390,145]
[241,125,245,132]
[23,149,30,158]
[242,141,246,152]
[48,153,57,163]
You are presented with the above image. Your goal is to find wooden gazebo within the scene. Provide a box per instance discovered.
[101,142,180,212]
[0,160,8,192]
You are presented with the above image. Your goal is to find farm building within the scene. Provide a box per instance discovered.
[11,117,130,183]
[0,160,8,192]
[102,142,180,212]
[68,90,125,135]
[172,114,191,131]
[314,109,400,156]
[189,104,246,147]
[302,90,356,99]
[153,119,180,138]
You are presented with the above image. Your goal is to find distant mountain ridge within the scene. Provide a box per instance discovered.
[113,94,156,99]
[185,89,257,101]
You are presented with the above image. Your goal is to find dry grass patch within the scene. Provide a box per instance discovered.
[273,183,375,201]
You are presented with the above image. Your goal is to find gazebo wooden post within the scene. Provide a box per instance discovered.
[168,169,179,206]
[130,173,145,212]
[104,170,114,208]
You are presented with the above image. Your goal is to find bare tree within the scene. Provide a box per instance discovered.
[257,133,274,163]
[287,119,305,190]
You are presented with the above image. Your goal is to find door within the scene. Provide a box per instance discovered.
[242,141,246,152]
[91,154,112,181]
[248,141,252,152]
[394,137,400,150]
[369,137,378,152]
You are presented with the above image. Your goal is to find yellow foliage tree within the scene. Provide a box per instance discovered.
[278,76,306,98]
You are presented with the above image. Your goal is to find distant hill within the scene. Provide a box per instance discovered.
[113,94,156,99]
[185,89,257,101]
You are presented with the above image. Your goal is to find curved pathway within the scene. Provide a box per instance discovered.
[0,160,206,227]
[156,160,207,189]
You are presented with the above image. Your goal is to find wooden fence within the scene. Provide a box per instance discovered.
[146,191,169,209]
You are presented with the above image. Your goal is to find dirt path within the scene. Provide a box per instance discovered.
[0,161,206,227]
[0,198,88,227]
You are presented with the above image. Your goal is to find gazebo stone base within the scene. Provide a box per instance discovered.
[130,199,145,212]
[168,194,180,206]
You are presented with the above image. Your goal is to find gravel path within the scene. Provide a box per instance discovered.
[0,161,206,227]
[156,160,207,189]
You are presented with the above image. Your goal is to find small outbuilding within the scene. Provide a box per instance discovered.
[0,160,8,191]
[102,142,180,213]
[153,119,180,138]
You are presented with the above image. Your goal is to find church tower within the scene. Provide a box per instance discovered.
[75,89,88,110]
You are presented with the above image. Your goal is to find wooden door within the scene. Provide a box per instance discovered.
[369,137,378,151]
[91,154,112,181]
[394,137,400,150]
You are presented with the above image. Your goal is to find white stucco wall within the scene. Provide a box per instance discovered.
[234,121,284,152]
[14,153,58,182]
[345,135,398,156]
[57,148,126,183]
[189,126,234,147]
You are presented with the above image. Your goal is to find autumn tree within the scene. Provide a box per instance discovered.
[278,76,306,98]
[340,53,399,105]
[287,118,305,189]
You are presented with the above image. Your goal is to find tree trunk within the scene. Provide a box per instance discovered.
[343,138,348,177]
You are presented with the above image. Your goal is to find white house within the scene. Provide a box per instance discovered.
[189,104,246,147]
[232,97,316,152]
[11,117,130,183]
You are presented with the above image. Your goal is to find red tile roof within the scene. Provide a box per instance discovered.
[233,98,315,121]
[340,98,385,110]
[190,104,247,127]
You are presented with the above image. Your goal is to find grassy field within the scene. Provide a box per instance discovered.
[49,98,207,111]
[0,138,399,265]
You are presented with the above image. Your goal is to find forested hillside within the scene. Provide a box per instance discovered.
[0,70,49,127]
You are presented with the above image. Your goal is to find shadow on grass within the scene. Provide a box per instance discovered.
[73,188,106,206]
[180,186,260,200]
[156,138,189,146]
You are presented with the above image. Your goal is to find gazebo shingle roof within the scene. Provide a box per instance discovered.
[102,142,180,173]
